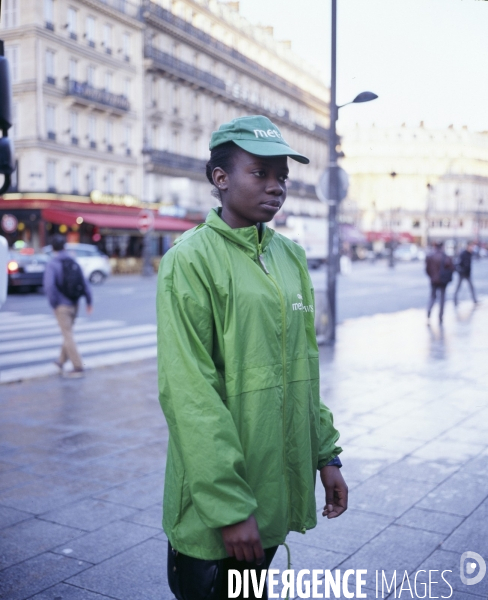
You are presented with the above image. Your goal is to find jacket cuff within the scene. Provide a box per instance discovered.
[317,450,342,470]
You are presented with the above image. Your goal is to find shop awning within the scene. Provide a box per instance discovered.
[42,208,196,232]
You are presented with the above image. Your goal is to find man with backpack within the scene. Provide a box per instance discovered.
[43,234,93,378]
[425,241,454,325]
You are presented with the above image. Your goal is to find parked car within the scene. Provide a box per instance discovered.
[7,248,49,292]
[43,243,111,284]
[393,243,426,262]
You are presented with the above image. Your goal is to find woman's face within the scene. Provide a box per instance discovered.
[213,147,289,229]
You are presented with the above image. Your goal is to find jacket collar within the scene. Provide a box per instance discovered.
[205,207,275,257]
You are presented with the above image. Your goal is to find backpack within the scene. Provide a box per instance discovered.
[438,255,453,286]
[57,257,86,301]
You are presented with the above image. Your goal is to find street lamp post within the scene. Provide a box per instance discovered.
[388,171,397,268]
[326,0,377,343]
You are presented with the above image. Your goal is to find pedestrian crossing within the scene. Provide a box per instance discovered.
[0,311,157,384]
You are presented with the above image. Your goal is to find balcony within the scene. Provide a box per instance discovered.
[287,180,317,198]
[144,45,226,92]
[98,0,140,19]
[66,79,130,112]
[142,0,309,103]
[144,148,207,175]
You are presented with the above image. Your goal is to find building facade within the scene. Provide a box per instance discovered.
[340,123,488,249]
[1,0,330,257]
[141,0,330,218]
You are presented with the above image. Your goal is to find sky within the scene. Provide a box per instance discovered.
[236,0,488,134]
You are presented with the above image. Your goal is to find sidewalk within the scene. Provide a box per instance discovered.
[0,300,487,599]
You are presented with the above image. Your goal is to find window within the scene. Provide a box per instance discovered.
[124,172,132,195]
[45,50,55,84]
[122,32,131,61]
[106,170,114,194]
[103,24,112,54]
[105,71,112,92]
[46,105,56,139]
[4,45,19,83]
[123,78,131,101]
[47,160,56,191]
[106,121,113,152]
[88,116,96,148]
[71,164,79,194]
[70,111,78,144]
[124,125,132,156]
[69,58,77,81]
[87,166,96,192]
[87,65,96,87]
[86,16,95,47]
[44,0,54,29]
[2,0,19,29]
[67,7,77,39]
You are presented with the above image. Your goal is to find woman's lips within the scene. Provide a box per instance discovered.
[261,202,281,211]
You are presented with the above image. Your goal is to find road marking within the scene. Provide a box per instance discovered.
[0,324,156,353]
[0,312,158,383]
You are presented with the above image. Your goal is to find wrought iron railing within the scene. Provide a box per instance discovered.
[144,45,226,92]
[144,148,207,173]
[66,80,130,112]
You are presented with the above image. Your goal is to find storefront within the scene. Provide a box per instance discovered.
[0,192,199,271]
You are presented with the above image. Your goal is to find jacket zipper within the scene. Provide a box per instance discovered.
[256,232,291,527]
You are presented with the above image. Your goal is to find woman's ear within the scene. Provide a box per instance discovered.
[212,167,229,191]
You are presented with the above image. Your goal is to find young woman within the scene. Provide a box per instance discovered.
[157,115,347,600]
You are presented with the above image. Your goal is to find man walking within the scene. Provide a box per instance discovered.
[454,242,478,305]
[426,241,454,324]
[43,234,93,378]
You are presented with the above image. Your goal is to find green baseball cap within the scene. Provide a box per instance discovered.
[209,115,310,164]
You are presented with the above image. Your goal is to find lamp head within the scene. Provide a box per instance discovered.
[352,91,378,104]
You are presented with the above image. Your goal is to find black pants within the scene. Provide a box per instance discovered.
[427,284,447,322]
[167,541,278,600]
[454,274,477,303]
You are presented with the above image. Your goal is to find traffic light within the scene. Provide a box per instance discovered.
[0,40,16,195]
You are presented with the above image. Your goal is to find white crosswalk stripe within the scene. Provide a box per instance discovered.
[0,312,157,384]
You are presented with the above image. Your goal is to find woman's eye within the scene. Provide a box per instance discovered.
[254,170,266,178]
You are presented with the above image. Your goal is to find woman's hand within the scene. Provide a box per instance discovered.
[320,466,348,519]
[221,515,265,564]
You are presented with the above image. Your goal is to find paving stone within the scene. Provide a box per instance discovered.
[350,472,437,518]
[123,503,163,529]
[411,439,486,466]
[40,498,139,532]
[416,470,488,516]
[66,538,173,600]
[0,504,33,527]
[30,583,112,599]
[338,446,403,484]
[0,552,91,600]
[287,508,393,555]
[337,525,445,590]
[0,467,44,493]
[0,475,109,514]
[0,517,84,570]
[395,507,464,534]
[413,548,488,599]
[442,498,488,555]
[52,519,158,564]
[24,457,137,486]
[93,472,164,509]
[379,456,459,484]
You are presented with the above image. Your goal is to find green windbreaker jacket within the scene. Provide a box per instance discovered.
[157,208,342,560]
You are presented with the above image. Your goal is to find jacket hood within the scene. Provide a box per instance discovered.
[204,208,275,258]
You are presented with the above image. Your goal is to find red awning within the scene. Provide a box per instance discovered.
[41,208,196,232]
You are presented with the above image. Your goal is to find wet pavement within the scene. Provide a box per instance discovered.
[0,298,487,599]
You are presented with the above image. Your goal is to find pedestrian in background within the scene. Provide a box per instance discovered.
[454,242,478,306]
[426,241,454,324]
[157,115,347,600]
[43,234,92,378]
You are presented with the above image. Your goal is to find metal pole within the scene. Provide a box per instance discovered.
[326,0,338,343]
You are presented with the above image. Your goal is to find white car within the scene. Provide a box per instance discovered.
[43,243,111,284]
[393,243,426,262]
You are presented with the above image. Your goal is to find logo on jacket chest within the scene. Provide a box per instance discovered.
[292,293,314,313]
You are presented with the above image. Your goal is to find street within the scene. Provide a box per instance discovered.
[1,291,487,599]
[2,258,487,384]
